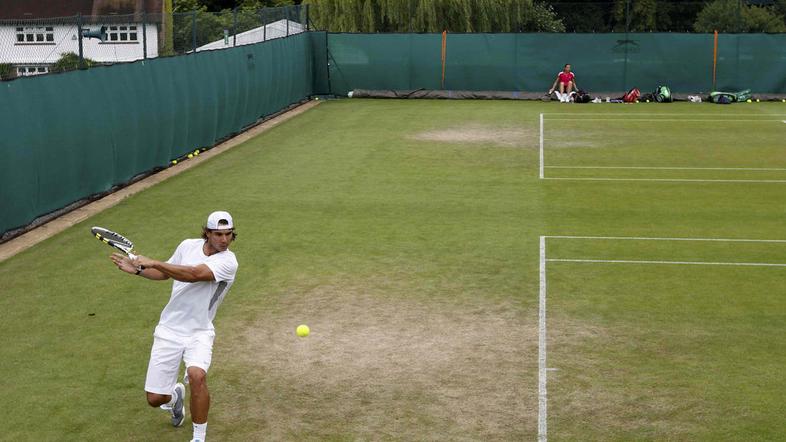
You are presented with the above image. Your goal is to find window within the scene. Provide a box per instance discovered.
[16,66,49,76]
[106,24,139,43]
[15,26,54,44]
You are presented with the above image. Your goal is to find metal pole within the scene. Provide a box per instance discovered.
[191,10,196,52]
[305,4,309,31]
[262,8,266,42]
[77,13,85,68]
[736,0,742,33]
[286,7,290,37]
[623,0,630,91]
[142,11,147,59]
[233,7,237,46]
[192,10,197,52]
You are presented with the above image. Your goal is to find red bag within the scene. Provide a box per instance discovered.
[623,88,640,103]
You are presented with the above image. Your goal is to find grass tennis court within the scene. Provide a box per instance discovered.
[1,99,785,440]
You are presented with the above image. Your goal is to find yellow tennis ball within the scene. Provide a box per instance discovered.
[746,99,752,103]
[645,99,650,103]
[194,149,200,155]
[756,99,760,103]
[296,325,310,337]
[171,160,177,165]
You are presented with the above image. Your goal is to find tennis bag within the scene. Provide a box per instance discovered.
[623,88,640,103]
[654,85,672,102]
[709,89,751,104]
[574,90,592,103]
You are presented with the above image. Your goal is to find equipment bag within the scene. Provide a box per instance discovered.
[654,85,672,102]
[623,88,640,103]
[575,90,592,103]
[709,89,751,103]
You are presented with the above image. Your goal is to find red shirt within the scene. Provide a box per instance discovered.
[558,71,575,85]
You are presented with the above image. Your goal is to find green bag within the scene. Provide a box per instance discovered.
[709,89,751,103]
[654,85,672,103]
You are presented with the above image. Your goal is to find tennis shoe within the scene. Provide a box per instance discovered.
[171,383,186,427]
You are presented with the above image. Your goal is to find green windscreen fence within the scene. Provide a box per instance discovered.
[0,31,328,237]
[327,33,786,95]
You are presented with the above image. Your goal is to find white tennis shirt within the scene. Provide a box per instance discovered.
[158,238,238,335]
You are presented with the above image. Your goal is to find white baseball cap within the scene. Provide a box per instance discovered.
[206,211,234,230]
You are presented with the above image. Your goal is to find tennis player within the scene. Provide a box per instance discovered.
[548,64,579,102]
[110,211,239,442]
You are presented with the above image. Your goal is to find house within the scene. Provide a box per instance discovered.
[196,19,306,52]
[0,0,163,77]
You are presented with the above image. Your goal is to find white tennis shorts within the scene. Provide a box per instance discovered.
[144,325,215,395]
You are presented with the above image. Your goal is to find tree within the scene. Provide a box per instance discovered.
[694,0,786,32]
[50,52,98,73]
[304,0,564,33]
[0,63,16,81]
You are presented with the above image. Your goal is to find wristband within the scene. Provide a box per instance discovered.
[135,266,143,275]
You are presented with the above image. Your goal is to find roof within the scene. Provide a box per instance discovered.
[0,0,164,20]
[196,20,306,52]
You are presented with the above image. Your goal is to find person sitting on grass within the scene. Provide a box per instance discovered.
[548,64,579,102]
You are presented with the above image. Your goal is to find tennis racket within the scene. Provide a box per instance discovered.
[91,226,137,259]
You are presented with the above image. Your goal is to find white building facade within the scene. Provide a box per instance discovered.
[0,21,159,76]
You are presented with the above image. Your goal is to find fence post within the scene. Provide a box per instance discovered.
[192,10,197,52]
[142,11,147,59]
[77,13,85,69]
[286,7,290,36]
[233,7,237,46]
[622,0,631,91]
[305,4,310,31]
[736,0,742,33]
[261,8,267,42]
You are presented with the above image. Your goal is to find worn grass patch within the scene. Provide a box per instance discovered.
[218,280,534,440]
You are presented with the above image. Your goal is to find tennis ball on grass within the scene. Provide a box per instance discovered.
[756,99,760,103]
[746,99,752,103]
[645,99,650,103]
[296,325,310,337]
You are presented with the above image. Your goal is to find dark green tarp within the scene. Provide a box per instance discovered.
[0,32,327,236]
[327,33,786,95]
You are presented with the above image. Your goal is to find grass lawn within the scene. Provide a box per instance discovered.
[1,99,785,440]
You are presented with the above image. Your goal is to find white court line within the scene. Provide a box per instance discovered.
[544,235,786,243]
[539,113,545,179]
[540,234,786,439]
[538,236,548,442]
[544,118,785,122]
[544,112,786,116]
[543,177,786,183]
[544,166,786,171]
[547,258,786,267]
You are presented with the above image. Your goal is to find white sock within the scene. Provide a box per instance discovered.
[193,422,207,441]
